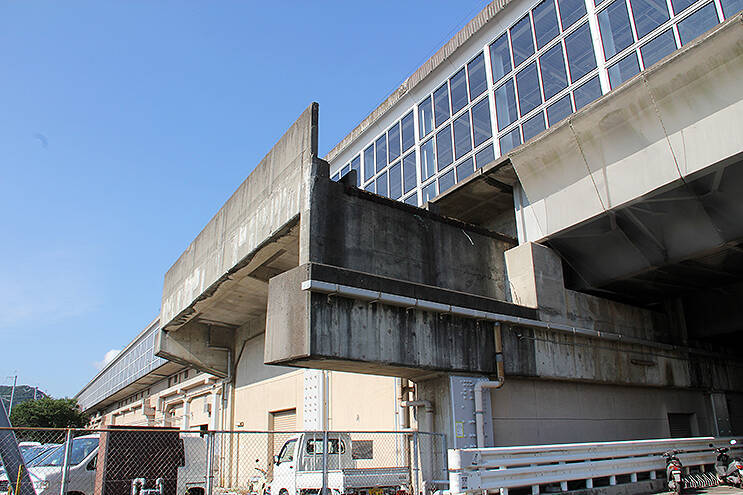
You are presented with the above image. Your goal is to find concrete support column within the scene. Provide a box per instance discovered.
[711,392,732,436]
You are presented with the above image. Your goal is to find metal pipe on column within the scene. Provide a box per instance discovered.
[474,323,505,448]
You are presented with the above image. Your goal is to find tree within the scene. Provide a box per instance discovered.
[10,397,89,439]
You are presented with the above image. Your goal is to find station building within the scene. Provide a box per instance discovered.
[79,0,743,450]
[76,318,401,432]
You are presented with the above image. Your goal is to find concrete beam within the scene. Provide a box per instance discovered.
[512,15,743,243]
[160,103,319,332]
[156,319,232,377]
[264,263,535,379]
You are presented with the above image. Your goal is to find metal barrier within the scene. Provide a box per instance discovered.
[0,428,446,495]
[448,436,742,494]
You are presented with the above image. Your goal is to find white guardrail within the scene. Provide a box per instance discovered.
[448,436,742,494]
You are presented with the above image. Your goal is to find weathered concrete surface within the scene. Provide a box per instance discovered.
[156,103,321,375]
[306,179,517,298]
[503,242,743,392]
[264,261,535,378]
[512,15,743,243]
[160,103,318,332]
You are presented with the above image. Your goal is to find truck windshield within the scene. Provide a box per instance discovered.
[35,438,98,467]
[306,439,345,455]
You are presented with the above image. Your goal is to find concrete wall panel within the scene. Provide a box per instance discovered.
[490,378,713,445]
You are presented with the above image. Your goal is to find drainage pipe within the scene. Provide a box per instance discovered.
[474,324,505,449]
[401,399,434,432]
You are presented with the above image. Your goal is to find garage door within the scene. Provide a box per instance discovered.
[270,409,297,473]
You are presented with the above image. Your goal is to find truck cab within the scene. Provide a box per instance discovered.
[270,433,409,495]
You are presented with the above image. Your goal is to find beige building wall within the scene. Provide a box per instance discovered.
[328,371,398,431]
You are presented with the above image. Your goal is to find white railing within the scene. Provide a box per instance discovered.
[448,436,741,494]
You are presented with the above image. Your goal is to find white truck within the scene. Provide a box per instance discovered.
[269,434,410,495]
[0,433,208,495]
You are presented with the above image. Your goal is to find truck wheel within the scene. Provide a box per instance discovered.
[279,489,289,495]
[187,488,205,495]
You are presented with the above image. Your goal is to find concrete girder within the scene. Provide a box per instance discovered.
[510,15,743,243]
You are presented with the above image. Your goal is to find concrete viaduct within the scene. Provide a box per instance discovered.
[155,17,743,446]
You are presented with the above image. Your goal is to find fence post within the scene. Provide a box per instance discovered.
[322,431,329,495]
[59,429,73,495]
[412,432,420,495]
[206,431,215,495]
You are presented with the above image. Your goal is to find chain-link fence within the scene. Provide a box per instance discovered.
[0,428,446,495]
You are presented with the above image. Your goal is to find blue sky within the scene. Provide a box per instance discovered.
[0,1,490,398]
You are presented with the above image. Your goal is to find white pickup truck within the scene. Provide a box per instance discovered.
[0,433,208,495]
[270,433,409,495]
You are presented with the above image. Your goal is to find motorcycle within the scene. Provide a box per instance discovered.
[247,459,269,495]
[663,449,684,494]
[713,439,743,487]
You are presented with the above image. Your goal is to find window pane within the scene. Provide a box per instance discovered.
[608,51,640,88]
[490,33,513,83]
[475,144,495,169]
[419,96,434,137]
[403,151,417,193]
[341,164,351,177]
[539,43,568,100]
[375,135,387,173]
[401,111,415,152]
[450,68,468,115]
[678,3,719,44]
[547,94,573,125]
[499,128,522,154]
[363,145,374,182]
[350,156,361,187]
[420,139,436,181]
[573,76,602,109]
[438,169,455,194]
[511,15,535,66]
[495,79,518,130]
[533,0,560,49]
[721,0,743,17]
[453,114,472,159]
[436,125,453,171]
[640,29,676,68]
[670,0,696,13]
[376,172,388,197]
[434,83,451,127]
[522,111,546,141]
[467,53,488,99]
[365,182,375,193]
[421,181,438,204]
[404,193,418,206]
[516,62,542,116]
[471,98,493,147]
[389,161,402,200]
[598,0,635,59]
[558,0,587,29]
[631,0,669,39]
[388,123,401,163]
[456,157,475,181]
[565,23,597,82]
[332,172,340,181]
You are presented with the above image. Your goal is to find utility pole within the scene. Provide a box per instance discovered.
[8,375,17,416]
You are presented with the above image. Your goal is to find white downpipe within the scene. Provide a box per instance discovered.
[474,380,503,448]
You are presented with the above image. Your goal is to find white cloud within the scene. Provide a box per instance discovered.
[94,349,121,371]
